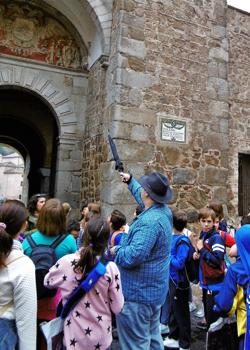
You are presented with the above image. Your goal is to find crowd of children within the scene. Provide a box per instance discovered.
[0,190,250,350]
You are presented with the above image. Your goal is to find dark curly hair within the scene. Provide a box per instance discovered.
[28,193,46,215]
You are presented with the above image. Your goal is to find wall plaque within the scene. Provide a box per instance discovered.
[161,119,186,143]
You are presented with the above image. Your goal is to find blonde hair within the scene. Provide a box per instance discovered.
[62,202,71,216]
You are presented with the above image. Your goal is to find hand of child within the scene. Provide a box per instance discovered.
[110,246,116,256]
[196,239,204,251]
[193,251,200,260]
[229,244,237,258]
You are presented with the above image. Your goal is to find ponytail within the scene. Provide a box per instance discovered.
[0,224,13,268]
[74,244,96,278]
[74,218,110,279]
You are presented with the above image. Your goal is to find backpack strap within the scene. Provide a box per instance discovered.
[176,235,190,248]
[50,234,67,249]
[60,260,108,319]
[218,230,227,245]
[111,230,122,247]
[26,234,37,249]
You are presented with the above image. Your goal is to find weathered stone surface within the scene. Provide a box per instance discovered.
[185,187,209,209]
[119,38,146,59]
[116,140,155,162]
[128,88,143,106]
[161,146,181,166]
[131,125,149,141]
[213,186,228,202]
[77,1,246,220]
[173,168,197,185]
[116,68,155,89]
[127,56,145,71]
[205,166,228,186]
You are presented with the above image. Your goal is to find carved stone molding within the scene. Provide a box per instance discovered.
[0,64,77,135]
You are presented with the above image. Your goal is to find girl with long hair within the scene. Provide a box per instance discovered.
[44,217,124,350]
[22,198,77,349]
[0,200,37,350]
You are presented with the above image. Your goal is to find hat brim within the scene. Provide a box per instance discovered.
[138,175,173,204]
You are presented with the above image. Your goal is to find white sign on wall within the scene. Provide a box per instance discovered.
[161,119,186,143]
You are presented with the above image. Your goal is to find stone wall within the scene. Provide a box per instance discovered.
[227,7,250,216]
[101,0,230,220]
[82,59,108,204]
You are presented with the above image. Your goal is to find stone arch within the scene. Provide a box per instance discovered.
[44,0,113,65]
[82,0,113,53]
[0,65,77,136]
[0,63,84,209]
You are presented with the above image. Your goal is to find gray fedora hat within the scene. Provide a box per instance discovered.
[138,172,173,204]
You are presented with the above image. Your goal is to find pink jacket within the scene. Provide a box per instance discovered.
[44,252,124,350]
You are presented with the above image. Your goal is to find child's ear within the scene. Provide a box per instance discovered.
[20,221,27,232]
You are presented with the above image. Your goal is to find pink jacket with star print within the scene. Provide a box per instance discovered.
[44,252,124,350]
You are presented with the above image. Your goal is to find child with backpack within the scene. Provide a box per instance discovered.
[213,223,250,350]
[44,217,124,350]
[0,200,37,350]
[163,209,195,350]
[196,207,226,331]
[22,198,77,350]
[208,201,235,248]
[104,209,126,262]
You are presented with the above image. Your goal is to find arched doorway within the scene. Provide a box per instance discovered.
[0,143,25,201]
[0,87,59,201]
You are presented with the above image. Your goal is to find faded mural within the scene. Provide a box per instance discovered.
[0,1,86,70]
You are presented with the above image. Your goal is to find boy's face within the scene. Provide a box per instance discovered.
[214,217,220,231]
[200,215,214,232]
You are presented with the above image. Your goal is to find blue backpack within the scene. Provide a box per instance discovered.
[176,236,199,284]
[27,234,67,299]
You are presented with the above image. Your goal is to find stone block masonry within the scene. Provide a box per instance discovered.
[96,0,232,220]
[80,0,249,221]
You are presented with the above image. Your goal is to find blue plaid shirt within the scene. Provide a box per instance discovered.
[115,178,172,305]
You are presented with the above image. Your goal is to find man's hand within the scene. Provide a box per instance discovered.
[120,172,131,183]
[196,239,204,251]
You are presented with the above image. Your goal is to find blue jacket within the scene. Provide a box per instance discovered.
[170,234,190,286]
[199,229,225,291]
[214,258,248,337]
[115,178,172,305]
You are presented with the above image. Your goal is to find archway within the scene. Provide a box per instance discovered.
[0,87,59,201]
[0,143,25,201]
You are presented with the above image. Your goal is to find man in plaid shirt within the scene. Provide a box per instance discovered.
[113,172,173,350]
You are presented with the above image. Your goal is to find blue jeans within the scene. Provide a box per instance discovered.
[116,301,163,350]
[160,292,169,325]
[0,318,17,350]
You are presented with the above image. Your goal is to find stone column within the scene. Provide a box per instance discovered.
[55,136,82,216]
